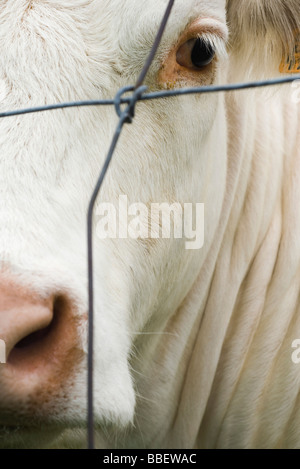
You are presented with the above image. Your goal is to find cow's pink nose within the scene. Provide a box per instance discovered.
[0,278,83,424]
[0,282,54,365]
[0,279,82,390]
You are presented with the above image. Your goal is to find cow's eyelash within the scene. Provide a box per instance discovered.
[196,33,227,61]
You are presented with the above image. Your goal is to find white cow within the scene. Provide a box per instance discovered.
[0,0,300,449]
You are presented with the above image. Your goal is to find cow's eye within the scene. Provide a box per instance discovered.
[176,37,215,70]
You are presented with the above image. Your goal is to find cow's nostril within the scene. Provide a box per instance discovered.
[0,282,83,416]
[5,295,78,373]
[5,297,62,367]
[14,323,52,349]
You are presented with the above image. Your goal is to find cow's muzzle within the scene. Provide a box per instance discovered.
[0,277,84,422]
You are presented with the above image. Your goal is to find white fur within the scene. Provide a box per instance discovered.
[0,0,300,449]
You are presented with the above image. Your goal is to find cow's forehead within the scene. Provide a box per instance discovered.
[109,0,227,29]
[118,0,226,15]
[0,1,227,64]
[94,0,227,38]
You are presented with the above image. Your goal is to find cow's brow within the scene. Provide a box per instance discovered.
[0,0,299,451]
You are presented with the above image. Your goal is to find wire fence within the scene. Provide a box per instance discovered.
[1,0,300,449]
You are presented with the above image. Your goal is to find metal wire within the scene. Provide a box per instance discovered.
[87,0,177,448]
[135,0,175,89]
[0,0,299,451]
[1,75,300,120]
[87,86,147,450]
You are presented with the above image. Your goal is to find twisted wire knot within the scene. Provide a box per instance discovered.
[114,85,148,123]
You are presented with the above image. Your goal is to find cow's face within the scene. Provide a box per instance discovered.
[10,0,300,448]
[0,0,228,447]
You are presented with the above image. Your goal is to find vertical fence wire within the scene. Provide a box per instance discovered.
[87,0,175,449]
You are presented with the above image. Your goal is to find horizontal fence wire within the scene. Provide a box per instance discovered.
[0,75,300,119]
[0,0,299,451]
